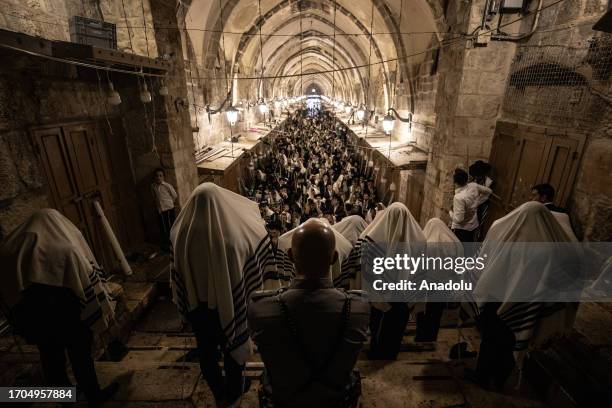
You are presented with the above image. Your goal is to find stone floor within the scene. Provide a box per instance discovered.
[3,248,612,408]
[1,294,560,408]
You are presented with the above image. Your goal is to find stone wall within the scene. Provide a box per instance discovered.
[0,0,158,57]
[498,0,611,241]
[416,0,610,240]
[0,0,198,246]
[420,0,517,224]
[401,47,440,150]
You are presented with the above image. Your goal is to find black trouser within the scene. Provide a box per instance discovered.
[453,228,477,255]
[13,285,102,400]
[453,228,475,243]
[369,303,410,360]
[188,305,245,402]
[475,303,516,388]
[158,208,176,248]
[37,326,100,399]
[415,302,445,342]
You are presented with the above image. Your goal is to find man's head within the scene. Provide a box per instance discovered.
[288,219,337,279]
[267,221,282,243]
[453,168,468,187]
[531,183,555,203]
[154,168,165,184]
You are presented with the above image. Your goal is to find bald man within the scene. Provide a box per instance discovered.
[248,219,370,408]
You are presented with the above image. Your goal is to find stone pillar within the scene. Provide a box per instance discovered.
[148,0,198,206]
[420,0,516,224]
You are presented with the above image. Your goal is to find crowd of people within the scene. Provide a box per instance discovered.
[0,108,587,407]
[239,110,384,237]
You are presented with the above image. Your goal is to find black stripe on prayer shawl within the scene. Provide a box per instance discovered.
[263,271,292,282]
[223,237,275,352]
[171,264,190,316]
[493,302,569,352]
[82,307,102,327]
[335,236,377,288]
[274,250,296,278]
[169,251,192,317]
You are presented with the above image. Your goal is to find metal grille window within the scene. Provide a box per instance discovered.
[503,31,612,131]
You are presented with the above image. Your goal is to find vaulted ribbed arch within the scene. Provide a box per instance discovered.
[183,0,444,112]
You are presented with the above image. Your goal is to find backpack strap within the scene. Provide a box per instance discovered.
[275,290,351,381]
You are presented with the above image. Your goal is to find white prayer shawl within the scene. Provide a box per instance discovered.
[423,218,464,302]
[339,203,426,293]
[332,215,368,246]
[551,211,578,242]
[464,201,580,363]
[0,209,114,335]
[170,183,276,364]
[277,218,353,283]
[589,256,612,295]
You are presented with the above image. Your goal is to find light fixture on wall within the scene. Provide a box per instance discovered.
[158,78,169,96]
[384,108,413,135]
[139,80,152,103]
[356,105,366,121]
[258,99,268,114]
[107,81,121,106]
[389,181,397,192]
[225,105,239,125]
[368,160,374,168]
[383,111,395,134]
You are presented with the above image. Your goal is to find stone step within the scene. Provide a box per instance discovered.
[524,302,612,408]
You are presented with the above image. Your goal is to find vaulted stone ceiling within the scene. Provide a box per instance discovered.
[183,0,445,110]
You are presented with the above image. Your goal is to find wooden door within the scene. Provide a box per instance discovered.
[485,121,585,234]
[541,129,584,207]
[97,119,144,249]
[32,120,144,272]
[32,127,91,242]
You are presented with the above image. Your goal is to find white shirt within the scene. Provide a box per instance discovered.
[152,181,177,212]
[450,183,492,231]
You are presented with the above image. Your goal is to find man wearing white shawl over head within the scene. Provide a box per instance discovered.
[342,202,427,360]
[414,218,464,342]
[0,209,118,403]
[464,201,581,389]
[332,215,368,246]
[170,183,276,405]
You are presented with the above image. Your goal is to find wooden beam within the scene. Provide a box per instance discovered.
[0,28,53,56]
[52,40,170,73]
[0,28,168,74]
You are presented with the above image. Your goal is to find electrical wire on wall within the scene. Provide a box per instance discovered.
[220,0,234,157]
[364,0,375,139]
[140,0,157,158]
[0,0,575,85]
[330,0,337,112]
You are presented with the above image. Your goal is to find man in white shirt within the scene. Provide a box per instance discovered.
[151,168,178,250]
[449,169,492,243]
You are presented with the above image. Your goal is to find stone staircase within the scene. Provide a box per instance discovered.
[524,302,612,408]
[5,274,609,407]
